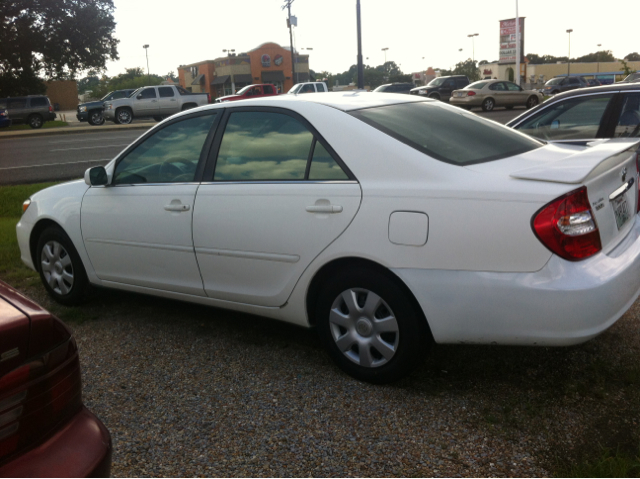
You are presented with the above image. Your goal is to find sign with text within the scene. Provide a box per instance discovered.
[499,18,525,64]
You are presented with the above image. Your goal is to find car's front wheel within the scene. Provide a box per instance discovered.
[526,96,539,109]
[116,108,133,125]
[88,110,105,126]
[28,114,44,129]
[36,226,90,305]
[315,268,430,384]
[481,98,495,111]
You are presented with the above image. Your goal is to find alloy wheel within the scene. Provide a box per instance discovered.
[41,240,74,295]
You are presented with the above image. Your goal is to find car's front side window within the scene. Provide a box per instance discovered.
[505,82,521,91]
[515,94,614,140]
[114,113,217,185]
[614,93,640,138]
[138,88,157,99]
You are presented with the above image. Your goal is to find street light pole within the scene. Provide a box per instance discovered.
[356,0,364,89]
[566,29,573,77]
[143,44,150,85]
[222,49,236,94]
[467,33,479,63]
[515,0,520,86]
[381,47,389,65]
[282,1,296,89]
[597,43,602,73]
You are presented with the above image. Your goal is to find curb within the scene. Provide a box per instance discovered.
[0,123,153,140]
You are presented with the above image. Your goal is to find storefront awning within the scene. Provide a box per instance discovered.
[211,75,230,85]
[261,71,285,83]
[191,74,205,85]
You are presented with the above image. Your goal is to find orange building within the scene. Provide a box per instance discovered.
[177,42,310,100]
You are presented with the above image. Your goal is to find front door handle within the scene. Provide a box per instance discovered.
[306,205,343,214]
[164,204,190,212]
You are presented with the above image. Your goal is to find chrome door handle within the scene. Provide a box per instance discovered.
[306,205,343,214]
[164,204,190,212]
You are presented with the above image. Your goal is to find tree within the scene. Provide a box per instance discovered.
[452,59,481,81]
[620,59,637,76]
[91,68,166,99]
[0,0,119,97]
[575,50,615,62]
[625,52,640,61]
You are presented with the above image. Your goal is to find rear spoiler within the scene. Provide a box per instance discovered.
[510,138,640,184]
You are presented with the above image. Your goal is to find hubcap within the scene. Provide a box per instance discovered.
[41,241,74,295]
[329,288,399,368]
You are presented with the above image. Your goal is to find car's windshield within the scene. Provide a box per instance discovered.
[100,92,114,101]
[372,85,390,92]
[288,84,302,94]
[126,90,136,97]
[234,85,255,95]
[427,78,445,87]
[350,102,542,165]
[129,88,143,97]
[546,78,562,85]
[465,81,489,90]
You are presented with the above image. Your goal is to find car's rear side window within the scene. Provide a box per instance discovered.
[30,97,48,107]
[351,102,542,165]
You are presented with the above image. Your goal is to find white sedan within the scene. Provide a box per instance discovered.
[16,93,640,383]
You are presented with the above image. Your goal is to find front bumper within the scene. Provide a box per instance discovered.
[393,214,640,346]
[0,407,112,477]
[76,111,88,122]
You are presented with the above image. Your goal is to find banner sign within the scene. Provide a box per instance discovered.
[499,18,525,64]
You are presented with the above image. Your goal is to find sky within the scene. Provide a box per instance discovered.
[104,0,639,79]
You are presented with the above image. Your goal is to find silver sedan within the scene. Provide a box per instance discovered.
[450,79,543,112]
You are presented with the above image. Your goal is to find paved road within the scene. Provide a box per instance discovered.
[0,107,525,185]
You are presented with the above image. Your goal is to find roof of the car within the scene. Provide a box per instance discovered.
[548,82,640,101]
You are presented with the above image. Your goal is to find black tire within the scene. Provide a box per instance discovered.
[115,107,133,125]
[181,103,197,111]
[88,109,105,126]
[28,114,44,129]
[428,93,441,101]
[315,268,430,384]
[526,96,539,109]
[36,226,90,306]
[481,97,495,112]
[153,115,167,122]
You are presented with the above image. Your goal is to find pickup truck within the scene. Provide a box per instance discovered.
[215,84,278,103]
[77,89,136,126]
[287,82,329,94]
[103,85,210,124]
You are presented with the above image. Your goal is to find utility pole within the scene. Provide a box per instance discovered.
[143,44,150,85]
[515,0,520,86]
[283,1,296,88]
[566,29,573,77]
[356,0,364,89]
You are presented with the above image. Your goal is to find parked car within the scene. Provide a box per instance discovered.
[372,83,414,94]
[0,96,56,129]
[16,93,640,384]
[409,75,470,101]
[542,76,589,95]
[507,83,640,141]
[587,79,602,87]
[103,85,209,125]
[0,280,111,476]
[617,72,640,84]
[288,82,329,94]
[77,89,136,126]
[0,108,11,128]
[450,79,543,111]
[215,84,279,103]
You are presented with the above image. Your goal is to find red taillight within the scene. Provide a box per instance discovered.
[467,91,476,96]
[533,186,602,261]
[0,340,81,464]
[48,105,53,112]
[207,93,211,103]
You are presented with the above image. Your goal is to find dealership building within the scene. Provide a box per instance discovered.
[178,42,310,99]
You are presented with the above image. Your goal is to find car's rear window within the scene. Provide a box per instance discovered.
[350,102,543,165]
[466,81,489,90]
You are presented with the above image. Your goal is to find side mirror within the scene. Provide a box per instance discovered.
[137,94,143,99]
[84,166,109,186]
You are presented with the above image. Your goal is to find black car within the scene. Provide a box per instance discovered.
[409,75,470,102]
[541,76,589,95]
[77,89,136,126]
[0,96,56,129]
[372,83,414,94]
[507,83,640,141]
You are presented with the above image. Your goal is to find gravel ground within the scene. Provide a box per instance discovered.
[27,286,640,477]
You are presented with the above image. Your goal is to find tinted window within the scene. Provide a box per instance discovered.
[569,78,580,85]
[351,102,541,165]
[489,82,506,91]
[300,84,315,93]
[443,80,455,89]
[158,87,175,98]
[30,97,48,107]
[264,85,274,94]
[614,93,640,138]
[111,91,128,100]
[138,88,157,99]
[8,98,27,109]
[114,113,217,185]
[308,142,348,180]
[515,94,614,140]
[214,111,313,181]
[455,79,468,88]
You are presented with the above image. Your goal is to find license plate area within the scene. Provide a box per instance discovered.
[612,194,631,230]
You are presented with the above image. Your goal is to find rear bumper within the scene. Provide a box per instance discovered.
[393,215,640,346]
[450,96,482,107]
[0,407,112,478]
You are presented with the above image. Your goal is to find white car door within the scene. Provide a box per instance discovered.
[81,111,219,295]
[193,108,362,307]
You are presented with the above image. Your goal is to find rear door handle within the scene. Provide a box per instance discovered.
[306,205,343,214]
[164,204,190,212]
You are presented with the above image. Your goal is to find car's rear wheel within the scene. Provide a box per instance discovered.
[481,98,495,111]
[28,114,43,129]
[116,108,133,125]
[428,93,441,101]
[88,110,105,126]
[181,103,197,111]
[36,226,90,305]
[526,96,539,109]
[153,115,167,122]
[315,268,429,384]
